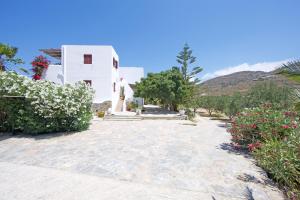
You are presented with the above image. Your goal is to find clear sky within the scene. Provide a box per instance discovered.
[1,0,300,80]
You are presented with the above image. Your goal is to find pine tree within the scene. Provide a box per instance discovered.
[176,43,203,84]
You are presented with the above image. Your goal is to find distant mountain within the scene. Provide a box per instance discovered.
[199,71,300,96]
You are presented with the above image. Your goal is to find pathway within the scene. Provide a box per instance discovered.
[0,118,284,199]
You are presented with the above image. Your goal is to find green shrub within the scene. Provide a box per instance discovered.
[185,108,195,120]
[254,133,300,199]
[126,101,138,111]
[0,72,94,134]
[227,104,300,199]
[0,110,8,131]
[228,105,299,148]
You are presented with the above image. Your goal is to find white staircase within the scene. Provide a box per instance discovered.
[115,99,124,112]
[103,115,142,121]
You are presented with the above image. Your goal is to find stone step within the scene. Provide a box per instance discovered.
[103,115,142,121]
[142,115,187,120]
[103,114,187,121]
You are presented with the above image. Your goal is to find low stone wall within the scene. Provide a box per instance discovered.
[92,101,112,113]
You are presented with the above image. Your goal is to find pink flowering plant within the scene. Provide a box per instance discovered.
[31,55,50,80]
[228,104,299,151]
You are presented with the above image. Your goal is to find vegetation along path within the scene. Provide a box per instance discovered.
[0,118,284,200]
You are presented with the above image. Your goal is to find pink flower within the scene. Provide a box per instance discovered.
[248,142,261,151]
[33,74,41,80]
[31,55,50,80]
[281,125,289,129]
[292,123,298,129]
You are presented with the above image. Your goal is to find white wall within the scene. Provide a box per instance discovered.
[42,45,144,113]
[42,64,64,85]
[111,48,120,113]
[119,67,144,84]
[120,79,134,111]
[63,45,117,104]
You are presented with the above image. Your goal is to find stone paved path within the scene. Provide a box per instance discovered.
[0,118,285,199]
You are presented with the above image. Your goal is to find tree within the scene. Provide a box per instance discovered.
[176,43,203,84]
[214,95,228,113]
[0,43,23,72]
[197,96,216,116]
[134,67,188,111]
[245,81,292,109]
[224,93,244,119]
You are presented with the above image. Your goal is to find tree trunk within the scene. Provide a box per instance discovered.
[169,104,178,112]
[208,109,212,116]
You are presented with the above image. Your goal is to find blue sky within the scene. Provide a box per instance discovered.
[1,0,300,80]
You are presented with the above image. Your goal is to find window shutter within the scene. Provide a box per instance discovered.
[84,54,92,64]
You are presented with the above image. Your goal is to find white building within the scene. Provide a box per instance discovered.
[41,45,144,113]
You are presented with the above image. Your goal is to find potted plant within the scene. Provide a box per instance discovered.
[126,101,132,111]
[97,111,105,118]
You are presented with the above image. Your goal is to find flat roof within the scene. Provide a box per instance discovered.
[40,48,61,59]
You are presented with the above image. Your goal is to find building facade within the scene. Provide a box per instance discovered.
[41,45,144,113]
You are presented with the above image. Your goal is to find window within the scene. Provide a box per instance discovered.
[84,54,92,64]
[113,82,116,92]
[84,80,92,86]
[113,58,118,68]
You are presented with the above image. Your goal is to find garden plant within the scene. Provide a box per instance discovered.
[0,72,94,134]
[197,80,300,199]
[228,105,300,199]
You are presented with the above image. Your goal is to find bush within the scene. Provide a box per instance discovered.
[0,110,8,131]
[227,104,300,199]
[126,101,138,111]
[228,105,299,149]
[0,72,94,134]
[254,133,300,199]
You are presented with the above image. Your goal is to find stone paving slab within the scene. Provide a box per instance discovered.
[0,161,216,200]
[0,118,285,199]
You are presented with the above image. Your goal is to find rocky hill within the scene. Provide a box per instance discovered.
[199,71,300,96]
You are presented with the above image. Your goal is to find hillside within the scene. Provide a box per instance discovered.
[199,71,300,96]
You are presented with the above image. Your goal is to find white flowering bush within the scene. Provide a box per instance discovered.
[0,72,94,134]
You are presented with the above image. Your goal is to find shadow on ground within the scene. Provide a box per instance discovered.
[237,173,276,188]
[143,107,177,115]
[143,106,177,115]
[0,130,78,141]
[216,123,228,128]
[218,142,251,159]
